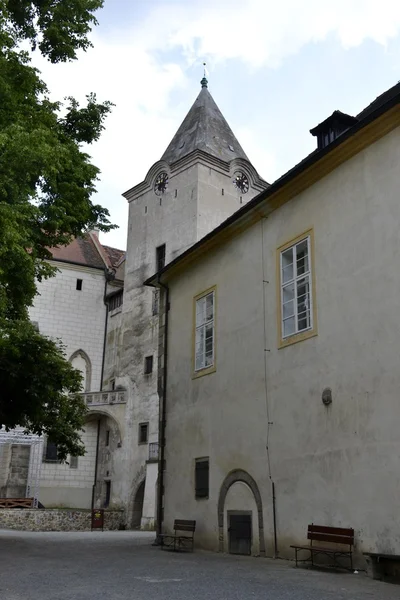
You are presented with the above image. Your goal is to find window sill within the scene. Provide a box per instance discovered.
[195,496,209,501]
[278,328,317,349]
[109,307,122,317]
[192,365,216,380]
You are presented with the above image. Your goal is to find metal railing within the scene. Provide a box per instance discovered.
[148,442,159,461]
[82,391,126,406]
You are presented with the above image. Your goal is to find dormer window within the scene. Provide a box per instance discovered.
[310,110,358,150]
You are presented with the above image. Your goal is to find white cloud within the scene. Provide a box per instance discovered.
[31,0,400,249]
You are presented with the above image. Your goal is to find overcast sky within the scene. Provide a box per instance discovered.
[33,0,400,250]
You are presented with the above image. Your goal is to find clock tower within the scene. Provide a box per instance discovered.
[104,76,268,528]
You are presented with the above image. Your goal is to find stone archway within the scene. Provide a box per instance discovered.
[217,469,265,556]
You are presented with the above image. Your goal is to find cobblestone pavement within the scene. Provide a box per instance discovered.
[0,529,398,600]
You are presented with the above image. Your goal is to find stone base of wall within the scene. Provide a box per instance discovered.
[0,509,124,532]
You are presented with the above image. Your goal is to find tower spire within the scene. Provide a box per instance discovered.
[200,62,208,88]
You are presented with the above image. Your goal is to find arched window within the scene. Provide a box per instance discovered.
[69,350,92,392]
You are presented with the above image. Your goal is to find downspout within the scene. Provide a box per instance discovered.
[260,216,278,558]
[93,268,115,511]
[100,268,115,391]
[91,419,101,510]
[155,277,170,543]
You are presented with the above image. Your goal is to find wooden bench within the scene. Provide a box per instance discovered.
[160,519,196,552]
[291,524,354,570]
[0,498,34,509]
[363,552,400,580]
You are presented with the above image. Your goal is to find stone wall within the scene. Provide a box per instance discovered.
[0,509,124,532]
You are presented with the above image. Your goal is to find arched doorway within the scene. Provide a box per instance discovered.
[217,469,266,556]
[132,480,145,529]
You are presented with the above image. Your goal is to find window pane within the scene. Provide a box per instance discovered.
[296,240,309,276]
[283,316,296,337]
[195,327,205,370]
[281,248,294,283]
[283,300,294,319]
[205,293,214,322]
[196,297,205,327]
[282,282,294,303]
[297,277,310,331]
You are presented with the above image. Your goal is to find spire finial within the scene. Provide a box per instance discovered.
[201,62,208,88]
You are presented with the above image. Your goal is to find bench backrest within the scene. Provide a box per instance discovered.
[0,498,34,509]
[174,519,196,533]
[308,524,354,547]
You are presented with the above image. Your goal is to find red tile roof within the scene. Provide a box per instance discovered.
[50,234,125,270]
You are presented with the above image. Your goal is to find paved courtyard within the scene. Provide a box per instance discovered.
[0,529,398,600]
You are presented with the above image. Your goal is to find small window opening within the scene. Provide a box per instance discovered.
[110,379,115,391]
[44,440,58,462]
[144,355,153,375]
[104,481,111,508]
[69,456,78,469]
[159,197,162,206]
[174,189,177,198]
[145,206,148,214]
[76,279,83,291]
[138,422,149,444]
[105,430,110,447]
[240,196,243,204]
[222,189,224,196]
[156,244,166,272]
[195,458,209,499]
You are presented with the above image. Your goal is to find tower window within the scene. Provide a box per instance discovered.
[76,279,83,291]
[104,481,111,508]
[156,244,166,272]
[144,355,153,375]
[138,422,149,444]
[195,458,209,499]
[105,430,110,447]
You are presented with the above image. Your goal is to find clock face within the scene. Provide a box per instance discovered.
[154,172,168,195]
[233,171,249,194]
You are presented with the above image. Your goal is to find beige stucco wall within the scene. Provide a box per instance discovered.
[163,125,400,564]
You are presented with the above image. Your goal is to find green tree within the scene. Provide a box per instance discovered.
[0,0,115,458]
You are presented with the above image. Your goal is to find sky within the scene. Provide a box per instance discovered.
[33,0,400,250]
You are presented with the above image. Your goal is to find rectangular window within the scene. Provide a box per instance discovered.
[105,430,110,447]
[44,440,58,462]
[195,458,209,499]
[138,422,149,444]
[104,481,111,508]
[76,279,83,291]
[279,232,316,346]
[69,456,78,469]
[194,289,215,373]
[156,244,166,272]
[144,355,153,375]
[108,290,123,312]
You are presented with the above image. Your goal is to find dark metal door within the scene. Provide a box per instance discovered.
[229,514,252,555]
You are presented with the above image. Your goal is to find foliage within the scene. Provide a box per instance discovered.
[0,320,86,459]
[0,0,114,455]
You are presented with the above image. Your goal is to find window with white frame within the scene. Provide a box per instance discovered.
[195,290,215,372]
[280,236,312,339]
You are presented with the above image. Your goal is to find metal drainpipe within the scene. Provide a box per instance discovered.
[155,278,169,543]
[91,419,101,510]
[100,268,116,391]
[92,268,115,511]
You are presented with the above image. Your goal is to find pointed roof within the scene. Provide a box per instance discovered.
[161,82,250,164]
